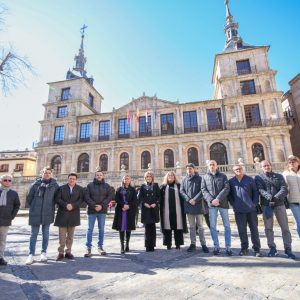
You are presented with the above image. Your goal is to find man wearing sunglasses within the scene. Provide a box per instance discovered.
[0,175,20,266]
[229,166,262,257]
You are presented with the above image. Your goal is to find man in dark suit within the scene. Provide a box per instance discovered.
[54,173,84,261]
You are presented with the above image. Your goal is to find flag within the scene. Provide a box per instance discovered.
[127,109,130,125]
[145,106,148,123]
[153,102,157,122]
[136,107,140,123]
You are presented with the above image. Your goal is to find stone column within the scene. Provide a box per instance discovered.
[90,150,95,172]
[132,146,137,170]
[260,100,267,120]
[203,140,209,163]
[70,152,76,173]
[267,135,276,162]
[276,98,283,118]
[178,143,183,166]
[109,147,115,172]
[228,139,235,164]
[154,144,159,169]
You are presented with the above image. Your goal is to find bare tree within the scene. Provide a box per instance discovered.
[0,4,33,95]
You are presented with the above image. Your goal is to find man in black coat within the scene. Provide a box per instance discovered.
[84,170,112,257]
[54,173,84,261]
[255,160,296,259]
[0,175,20,266]
[180,163,209,253]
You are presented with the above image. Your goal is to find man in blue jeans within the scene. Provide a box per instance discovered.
[26,167,59,265]
[201,160,231,255]
[84,170,112,257]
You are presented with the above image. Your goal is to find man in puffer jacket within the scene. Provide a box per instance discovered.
[255,160,296,259]
[201,160,231,256]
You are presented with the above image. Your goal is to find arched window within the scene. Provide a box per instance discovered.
[210,143,228,165]
[141,151,151,169]
[252,143,265,162]
[120,152,129,170]
[164,149,174,168]
[99,154,108,172]
[188,147,199,166]
[51,155,62,174]
[77,153,89,173]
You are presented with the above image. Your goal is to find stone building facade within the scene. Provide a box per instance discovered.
[282,73,300,157]
[25,0,291,209]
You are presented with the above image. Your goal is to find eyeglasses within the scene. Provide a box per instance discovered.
[233,168,242,171]
[2,179,12,182]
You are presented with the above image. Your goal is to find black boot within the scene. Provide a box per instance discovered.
[119,231,125,254]
[125,231,131,252]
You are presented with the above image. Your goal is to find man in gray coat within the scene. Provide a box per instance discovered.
[201,160,231,255]
[180,163,209,253]
[255,160,296,259]
[0,175,20,266]
[26,167,59,265]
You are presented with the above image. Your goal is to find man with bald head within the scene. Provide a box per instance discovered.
[201,160,231,255]
[255,160,296,259]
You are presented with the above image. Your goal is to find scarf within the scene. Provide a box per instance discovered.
[164,184,183,230]
[0,187,10,206]
[38,179,51,197]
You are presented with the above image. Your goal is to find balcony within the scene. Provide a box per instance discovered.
[36,118,289,147]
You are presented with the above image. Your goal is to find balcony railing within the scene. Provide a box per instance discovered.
[37,118,289,147]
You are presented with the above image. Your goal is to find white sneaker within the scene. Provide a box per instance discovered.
[40,252,48,262]
[26,254,34,265]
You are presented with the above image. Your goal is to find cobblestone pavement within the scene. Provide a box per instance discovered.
[1,212,300,300]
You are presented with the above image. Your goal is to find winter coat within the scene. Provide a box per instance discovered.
[160,183,188,233]
[84,179,112,214]
[201,171,230,209]
[0,189,20,226]
[255,172,288,207]
[54,184,84,227]
[229,175,259,213]
[282,170,300,204]
[139,183,160,224]
[27,178,59,226]
[180,172,203,214]
[112,186,137,231]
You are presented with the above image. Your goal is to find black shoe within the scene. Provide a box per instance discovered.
[213,247,220,255]
[125,244,129,252]
[84,249,92,258]
[267,247,278,257]
[201,245,209,253]
[167,245,172,250]
[239,249,249,256]
[285,248,296,259]
[226,248,233,256]
[176,245,180,250]
[0,257,7,266]
[65,253,74,259]
[254,251,263,257]
[187,244,196,252]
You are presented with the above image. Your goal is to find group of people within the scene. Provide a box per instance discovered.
[0,155,299,266]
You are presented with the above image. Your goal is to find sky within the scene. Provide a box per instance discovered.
[0,0,300,150]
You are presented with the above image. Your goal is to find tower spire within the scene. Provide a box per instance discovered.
[224,0,240,49]
[66,25,94,85]
[73,24,88,77]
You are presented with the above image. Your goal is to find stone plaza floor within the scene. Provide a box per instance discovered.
[0,212,300,300]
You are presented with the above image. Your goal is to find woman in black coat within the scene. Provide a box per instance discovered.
[138,171,160,252]
[160,171,187,250]
[112,175,137,254]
